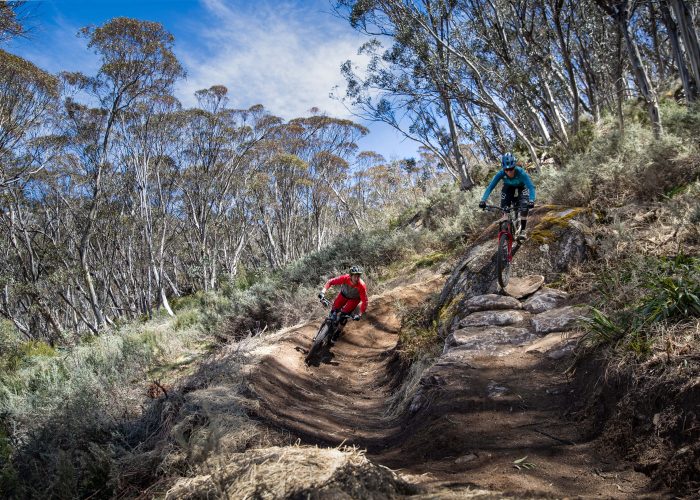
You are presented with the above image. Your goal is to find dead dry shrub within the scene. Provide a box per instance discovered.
[633,147,699,201]
[164,445,417,499]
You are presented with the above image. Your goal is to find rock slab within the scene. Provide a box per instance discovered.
[523,287,569,313]
[531,306,588,334]
[464,294,523,312]
[446,326,536,353]
[459,310,530,328]
[504,275,545,299]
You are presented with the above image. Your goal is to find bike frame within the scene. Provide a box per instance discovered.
[485,205,519,262]
[318,298,352,338]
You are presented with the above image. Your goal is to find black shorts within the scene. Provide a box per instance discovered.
[500,186,530,215]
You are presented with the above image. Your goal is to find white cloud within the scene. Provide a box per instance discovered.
[174,0,368,119]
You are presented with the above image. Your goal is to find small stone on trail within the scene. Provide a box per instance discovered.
[504,275,545,299]
[487,381,509,398]
[455,453,478,464]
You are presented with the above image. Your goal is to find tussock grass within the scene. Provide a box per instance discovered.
[165,444,417,499]
[396,294,443,362]
[578,255,700,358]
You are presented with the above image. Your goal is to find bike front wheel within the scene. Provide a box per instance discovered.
[306,324,330,364]
[496,232,511,289]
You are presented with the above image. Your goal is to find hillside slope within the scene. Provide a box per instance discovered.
[162,210,665,498]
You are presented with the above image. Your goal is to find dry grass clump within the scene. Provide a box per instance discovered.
[396,294,442,362]
[164,444,417,499]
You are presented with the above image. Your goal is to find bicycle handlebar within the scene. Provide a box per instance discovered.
[482,204,510,213]
[319,296,357,320]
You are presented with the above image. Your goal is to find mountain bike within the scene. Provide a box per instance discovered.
[305,297,358,365]
[482,204,522,289]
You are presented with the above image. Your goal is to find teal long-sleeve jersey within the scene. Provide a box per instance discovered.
[480,166,536,202]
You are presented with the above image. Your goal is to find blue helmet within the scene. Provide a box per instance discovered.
[501,152,517,170]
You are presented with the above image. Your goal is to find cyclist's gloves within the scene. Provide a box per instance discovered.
[527,200,535,209]
[478,201,486,209]
[318,291,325,299]
[353,314,361,321]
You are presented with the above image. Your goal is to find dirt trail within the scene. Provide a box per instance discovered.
[247,276,654,498]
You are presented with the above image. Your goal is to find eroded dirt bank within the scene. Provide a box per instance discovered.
[245,275,658,498]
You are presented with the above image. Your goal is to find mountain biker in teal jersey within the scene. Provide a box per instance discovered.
[478,152,536,241]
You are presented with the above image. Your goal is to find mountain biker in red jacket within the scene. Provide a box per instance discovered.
[319,265,367,318]
[318,266,367,341]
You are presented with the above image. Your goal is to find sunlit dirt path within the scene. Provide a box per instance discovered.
[246,276,654,498]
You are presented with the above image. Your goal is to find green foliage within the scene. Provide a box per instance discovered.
[20,340,57,358]
[538,99,699,208]
[550,116,596,166]
[585,308,627,344]
[173,308,202,331]
[583,255,700,356]
[659,100,700,141]
[639,257,700,323]
[0,423,18,496]
[413,251,447,269]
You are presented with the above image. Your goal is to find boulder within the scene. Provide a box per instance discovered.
[435,206,593,332]
[446,326,536,353]
[464,294,522,312]
[459,310,530,328]
[531,306,588,334]
[504,275,545,298]
[523,287,569,313]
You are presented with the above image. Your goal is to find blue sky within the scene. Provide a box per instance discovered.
[6,0,419,161]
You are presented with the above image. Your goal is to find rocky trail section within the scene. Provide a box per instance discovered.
[244,273,654,498]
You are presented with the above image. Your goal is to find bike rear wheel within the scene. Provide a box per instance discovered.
[496,232,511,289]
[306,324,330,363]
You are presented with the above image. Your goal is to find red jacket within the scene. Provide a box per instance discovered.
[324,274,368,313]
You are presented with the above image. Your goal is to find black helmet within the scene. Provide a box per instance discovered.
[349,265,363,275]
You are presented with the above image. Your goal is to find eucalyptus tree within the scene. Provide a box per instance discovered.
[0,49,59,190]
[287,113,368,247]
[116,97,182,317]
[60,18,184,329]
[0,49,64,340]
[0,1,23,43]
[338,0,553,175]
[179,89,275,291]
[338,2,479,189]
[594,0,663,138]
[661,0,700,102]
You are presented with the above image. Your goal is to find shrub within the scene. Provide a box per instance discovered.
[173,308,202,332]
[581,255,700,355]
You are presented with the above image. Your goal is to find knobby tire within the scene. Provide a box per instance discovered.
[497,232,511,289]
[306,324,330,363]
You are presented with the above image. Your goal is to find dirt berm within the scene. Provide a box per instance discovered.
[166,207,671,499]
